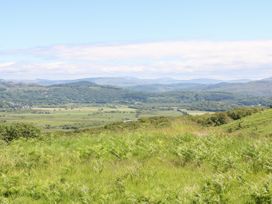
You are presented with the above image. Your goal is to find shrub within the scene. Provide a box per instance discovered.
[192,176,229,203]
[195,112,231,126]
[174,145,196,166]
[249,180,272,203]
[0,123,41,143]
[227,107,262,120]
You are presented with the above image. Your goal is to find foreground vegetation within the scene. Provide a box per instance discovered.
[0,108,272,203]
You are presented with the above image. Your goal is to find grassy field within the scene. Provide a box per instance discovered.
[0,105,208,131]
[0,109,272,203]
[0,106,136,131]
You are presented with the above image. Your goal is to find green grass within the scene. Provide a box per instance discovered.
[1,110,272,203]
[223,108,272,137]
[0,106,137,131]
[0,106,208,131]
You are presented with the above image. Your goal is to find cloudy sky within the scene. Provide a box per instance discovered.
[1,0,272,80]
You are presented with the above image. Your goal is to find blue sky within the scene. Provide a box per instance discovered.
[1,0,272,79]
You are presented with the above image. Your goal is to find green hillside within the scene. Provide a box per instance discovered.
[203,80,272,97]
[223,108,272,137]
[0,81,140,105]
[1,81,272,111]
[0,110,272,203]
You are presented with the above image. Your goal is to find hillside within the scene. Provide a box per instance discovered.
[0,110,272,203]
[202,80,272,97]
[127,78,272,98]
[1,80,272,111]
[0,81,143,106]
[223,108,272,137]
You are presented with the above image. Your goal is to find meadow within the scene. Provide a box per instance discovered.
[0,108,272,203]
[0,105,208,131]
[0,106,136,131]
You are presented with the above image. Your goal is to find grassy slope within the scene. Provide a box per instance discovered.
[222,108,272,137]
[0,113,272,203]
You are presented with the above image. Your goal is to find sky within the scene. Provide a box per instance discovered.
[1,0,272,80]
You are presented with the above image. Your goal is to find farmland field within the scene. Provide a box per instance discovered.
[0,105,209,131]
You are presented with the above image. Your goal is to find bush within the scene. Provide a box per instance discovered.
[192,176,229,203]
[249,180,272,203]
[195,112,231,126]
[227,107,262,120]
[0,123,41,143]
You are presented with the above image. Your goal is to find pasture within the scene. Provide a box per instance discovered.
[0,105,208,131]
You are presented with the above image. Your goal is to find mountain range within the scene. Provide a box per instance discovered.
[10,77,251,87]
[0,77,271,111]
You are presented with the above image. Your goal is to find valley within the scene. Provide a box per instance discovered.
[0,105,209,131]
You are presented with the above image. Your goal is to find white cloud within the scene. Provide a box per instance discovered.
[0,62,16,68]
[1,41,272,79]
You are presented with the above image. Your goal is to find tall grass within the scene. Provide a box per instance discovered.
[0,114,271,203]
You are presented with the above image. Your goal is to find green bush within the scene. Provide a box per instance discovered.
[195,112,231,126]
[249,180,272,203]
[227,107,262,120]
[192,176,229,203]
[0,123,41,143]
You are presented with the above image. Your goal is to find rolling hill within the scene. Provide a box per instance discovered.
[1,78,272,111]
[126,78,272,97]
[201,79,272,97]
[0,81,143,106]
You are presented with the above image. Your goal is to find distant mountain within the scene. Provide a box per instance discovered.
[14,77,160,87]
[84,77,153,87]
[14,77,241,87]
[1,77,270,97]
[122,78,272,97]
[260,77,272,82]
[127,83,204,92]
[201,80,272,97]
[0,79,272,111]
[179,78,223,84]
[0,81,143,106]
[29,77,184,87]
[227,79,251,83]
[14,79,76,86]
